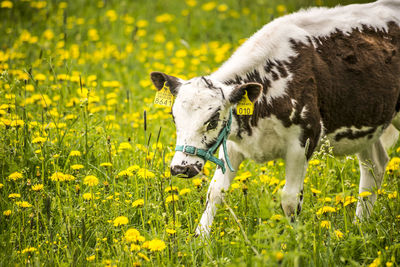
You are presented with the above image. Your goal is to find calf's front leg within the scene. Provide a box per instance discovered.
[195,141,243,237]
[281,139,309,220]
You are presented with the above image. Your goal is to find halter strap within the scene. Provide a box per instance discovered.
[175,109,234,174]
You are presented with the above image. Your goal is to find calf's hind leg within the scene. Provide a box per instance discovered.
[355,139,389,219]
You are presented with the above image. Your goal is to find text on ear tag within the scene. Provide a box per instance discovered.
[236,91,254,115]
[154,82,174,107]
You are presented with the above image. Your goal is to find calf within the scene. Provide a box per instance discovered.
[150,0,400,236]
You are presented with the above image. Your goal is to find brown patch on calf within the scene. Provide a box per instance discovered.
[226,22,400,158]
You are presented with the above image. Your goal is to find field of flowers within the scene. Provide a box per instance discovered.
[1,0,399,266]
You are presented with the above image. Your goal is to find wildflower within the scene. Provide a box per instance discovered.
[50,172,65,182]
[3,210,11,216]
[21,247,36,254]
[320,220,331,229]
[125,228,145,243]
[147,239,166,252]
[275,251,284,261]
[165,186,178,193]
[117,170,133,178]
[231,183,240,190]
[118,142,132,151]
[179,188,191,195]
[8,171,23,181]
[113,216,129,226]
[166,194,179,204]
[84,175,99,186]
[137,168,155,179]
[388,191,397,199]
[8,193,21,199]
[71,164,84,170]
[386,157,400,173]
[359,191,372,198]
[271,214,282,221]
[1,1,12,8]
[132,199,144,208]
[0,183,3,189]
[138,252,150,261]
[82,193,92,200]
[86,255,95,261]
[202,1,216,11]
[334,230,344,239]
[369,257,381,267]
[192,178,202,187]
[69,150,81,157]
[316,206,336,215]
[31,184,44,191]
[235,171,252,182]
[100,162,112,167]
[32,136,46,144]
[130,244,141,251]
[16,201,32,208]
[166,229,176,235]
[311,188,322,194]
[343,196,357,207]
[127,165,140,173]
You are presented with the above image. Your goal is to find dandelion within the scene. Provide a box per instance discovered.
[118,142,132,151]
[21,247,36,254]
[8,171,23,181]
[0,183,3,189]
[147,239,166,252]
[3,210,11,216]
[202,1,216,11]
[316,206,336,215]
[275,251,284,261]
[388,191,398,199]
[82,193,92,200]
[343,196,357,207]
[137,168,155,179]
[84,175,99,186]
[359,191,372,198]
[138,252,150,261]
[192,178,202,187]
[166,228,176,235]
[1,1,13,8]
[125,228,145,243]
[71,164,84,170]
[32,136,46,144]
[271,214,282,221]
[165,186,178,193]
[320,220,331,229]
[50,172,65,182]
[100,162,112,167]
[113,216,129,226]
[132,199,144,208]
[179,188,191,196]
[69,150,81,157]
[8,193,21,199]
[117,170,133,178]
[166,194,179,204]
[16,201,32,208]
[130,244,141,251]
[86,255,95,261]
[231,183,240,190]
[334,230,344,239]
[31,184,44,191]
[311,188,322,194]
[386,157,400,173]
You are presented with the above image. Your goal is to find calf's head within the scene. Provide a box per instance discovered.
[150,72,262,178]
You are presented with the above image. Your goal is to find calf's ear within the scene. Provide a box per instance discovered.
[150,72,181,96]
[229,83,263,104]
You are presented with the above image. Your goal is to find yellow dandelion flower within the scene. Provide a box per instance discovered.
[125,228,145,243]
[3,210,11,216]
[192,178,202,187]
[32,136,46,144]
[165,186,178,193]
[343,196,357,207]
[275,251,284,261]
[86,255,95,261]
[8,193,21,199]
[271,214,282,221]
[166,194,179,204]
[16,201,32,208]
[320,220,331,229]
[118,142,132,151]
[132,199,144,208]
[166,229,176,235]
[138,252,150,261]
[359,191,372,198]
[113,216,129,226]
[21,247,36,254]
[147,239,166,252]
[130,244,141,251]
[82,193,92,200]
[71,164,84,170]
[0,183,3,189]
[117,170,133,178]
[231,183,240,190]
[311,188,322,194]
[316,206,336,215]
[31,184,44,191]
[179,188,191,196]
[8,171,23,181]
[50,172,65,182]
[137,168,155,179]
[334,230,344,239]
[100,162,112,167]
[202,1,216,11]
[69,150,81,157]
[84,175,99,187]
[1,1,13,8]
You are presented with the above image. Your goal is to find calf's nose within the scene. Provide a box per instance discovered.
[170,164,201,178]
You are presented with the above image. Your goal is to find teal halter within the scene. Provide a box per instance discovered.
[175,109,235,174]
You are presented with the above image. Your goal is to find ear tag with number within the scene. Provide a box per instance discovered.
[236,91,254,115]
[154,82,174,107]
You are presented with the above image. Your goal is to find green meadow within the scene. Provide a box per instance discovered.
[0,0,399,266]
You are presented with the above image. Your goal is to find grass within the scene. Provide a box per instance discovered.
[0,0,399,266]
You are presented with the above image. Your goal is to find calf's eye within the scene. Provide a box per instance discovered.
[206,120,218,131]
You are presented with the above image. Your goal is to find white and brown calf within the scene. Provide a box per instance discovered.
[150,0,400,236]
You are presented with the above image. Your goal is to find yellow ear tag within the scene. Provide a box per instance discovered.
[236,91,254,115]
[154,82,174,107]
